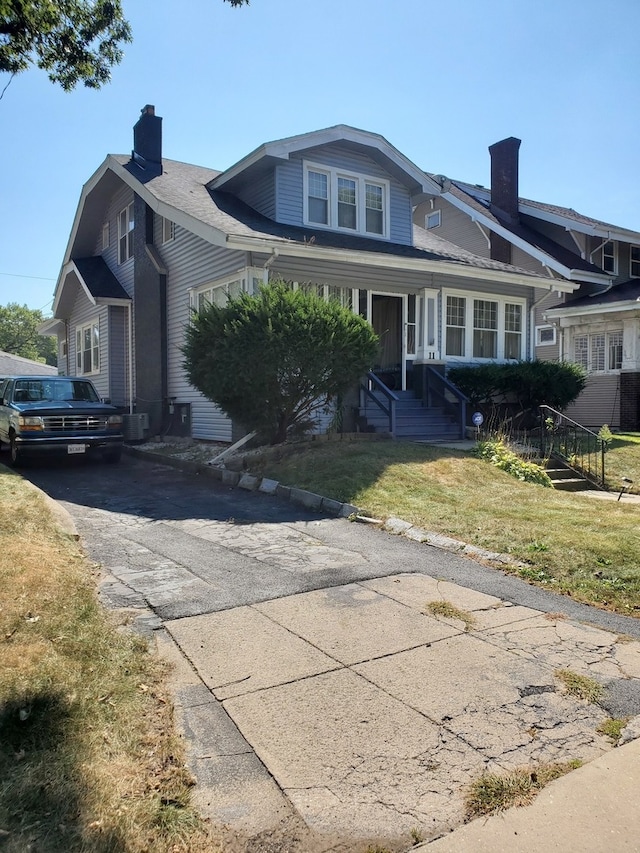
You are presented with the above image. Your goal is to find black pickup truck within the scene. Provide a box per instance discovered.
[0,375,124,466]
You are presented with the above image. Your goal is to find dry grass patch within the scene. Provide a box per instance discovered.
[0,468,219,853]
[425,600,476,631]
[555,669,603,703]
[252,440,640,615]
[465,761,582,817]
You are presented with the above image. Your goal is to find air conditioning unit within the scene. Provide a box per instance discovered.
[123,412,149,441]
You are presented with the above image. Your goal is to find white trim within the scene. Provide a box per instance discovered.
[118,202,134,265]
[75,318,100,376]
[161,217,175,243]
[442,289,527,362]
[303,160,391,239]
[210,124,442,196]
[602,241,617,275]
[535,324,557,346]
[442,189,612,285]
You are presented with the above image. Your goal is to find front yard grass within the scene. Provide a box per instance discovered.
[253,439,640,615]
[604,432,640,494]
[0,469,219,853]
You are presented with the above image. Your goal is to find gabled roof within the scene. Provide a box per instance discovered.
[210,124,441,198]
[439,181,611,285]
[54,150,573,314]
[53,255,130,318]
[451,179,640,244]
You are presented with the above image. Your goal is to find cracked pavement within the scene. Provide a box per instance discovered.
[25,454,640,852]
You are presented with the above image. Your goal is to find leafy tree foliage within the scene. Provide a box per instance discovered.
[0,0,248,91]
[0,302,57,365]
[448,360,587,421]
[183,281,379,445]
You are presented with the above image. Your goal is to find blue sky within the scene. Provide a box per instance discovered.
[1,0,639,313]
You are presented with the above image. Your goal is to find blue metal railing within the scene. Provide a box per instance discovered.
[360,372,398,435]
[422,366,468,439]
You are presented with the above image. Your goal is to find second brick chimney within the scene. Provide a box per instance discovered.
[488,136,521,263]
[132,104,163,175]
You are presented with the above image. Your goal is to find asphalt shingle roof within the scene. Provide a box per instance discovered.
[113,156,547,281]
[0,351,57,376]
[73,256,131,301]
[559,278,640,309]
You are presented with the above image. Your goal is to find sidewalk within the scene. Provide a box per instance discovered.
[418,736,640,852]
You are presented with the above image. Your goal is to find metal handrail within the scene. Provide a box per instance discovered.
[538,405,606,488]
[360,372,398,435]
[423,366,468,439]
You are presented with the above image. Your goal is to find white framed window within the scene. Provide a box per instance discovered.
[426,210,441,230]
[630,245,640,278]
[102,222,110,251]
[190,268,264,312]
[303,161,390,238]
[602,241,617,275]
[162,217,175,243]
[443,291,526,361]
[535,325,557,346]
[118,202,134,264]
[75,321,99,375]
[573,329,623,373]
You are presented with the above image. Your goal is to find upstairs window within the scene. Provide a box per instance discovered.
[630,245,640,278]
[118,202,134,264]
[426,210,441,229]
[602,241,617,274]
[162,217,175,243]
[303,162,389,238]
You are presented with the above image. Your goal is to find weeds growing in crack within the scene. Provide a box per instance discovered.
[425,600,476,631]
[465,760,583,817]
[555,669,603,703]
[597,717,630,743]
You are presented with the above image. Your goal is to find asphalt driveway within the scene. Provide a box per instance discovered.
[25,454,640,852]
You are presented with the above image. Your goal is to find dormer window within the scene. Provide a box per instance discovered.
[303,162,389,238]
[426,210,441,230]
[630,245,640,278]
[602,241,617,274]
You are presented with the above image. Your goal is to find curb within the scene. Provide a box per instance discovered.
[122,444,520,564]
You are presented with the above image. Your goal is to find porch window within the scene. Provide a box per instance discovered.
[76,321,99,375]
[191,268,263,312]
[445,295,466,357]
[443,291,526,361]
[573,330,623,372]
[504,303,523,359]
[473,299,498,359]
[118,202,134,264]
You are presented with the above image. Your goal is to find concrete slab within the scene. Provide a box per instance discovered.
[361,573,503,613]
[166,606,339,699]
[418,737,640,853]
[223,668,490,838]
[255,583,461,665]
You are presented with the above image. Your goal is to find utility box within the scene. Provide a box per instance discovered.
[123,412,149,442]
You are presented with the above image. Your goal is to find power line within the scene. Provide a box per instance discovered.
[0,272,56,281]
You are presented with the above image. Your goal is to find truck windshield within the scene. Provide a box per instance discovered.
[13,379,100,404]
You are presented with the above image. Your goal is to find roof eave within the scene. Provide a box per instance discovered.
[224,234,572,289]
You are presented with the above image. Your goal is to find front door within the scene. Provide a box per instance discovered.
[370,294,404,390]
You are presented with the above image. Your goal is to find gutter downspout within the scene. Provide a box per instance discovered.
[128,302,134,414]
[262,248,279,284]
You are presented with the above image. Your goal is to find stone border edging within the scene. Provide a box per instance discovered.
[123,444,523,566]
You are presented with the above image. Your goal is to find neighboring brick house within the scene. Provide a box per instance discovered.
[43,106,597,443]
[415,138,640,430]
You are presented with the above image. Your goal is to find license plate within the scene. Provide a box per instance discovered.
[67,444,86,454]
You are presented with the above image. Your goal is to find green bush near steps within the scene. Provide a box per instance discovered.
[476,439,553,487]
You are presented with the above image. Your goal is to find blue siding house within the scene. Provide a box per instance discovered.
[44,106,567,443]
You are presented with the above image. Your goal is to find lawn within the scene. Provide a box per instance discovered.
[604,432,640,494]
[253,437,640,616]
[0,469,220,853]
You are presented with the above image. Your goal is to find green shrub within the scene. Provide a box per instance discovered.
[476,439,552,487]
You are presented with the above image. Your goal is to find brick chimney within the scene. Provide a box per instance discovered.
[132,104,162,175]
[488,136,521,263]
